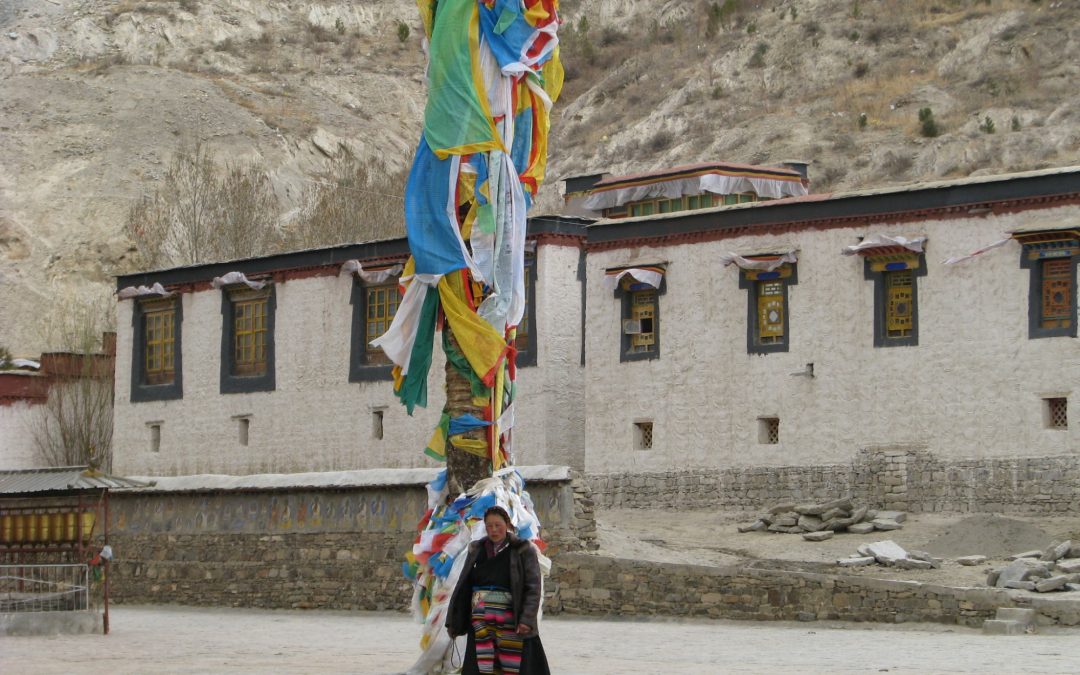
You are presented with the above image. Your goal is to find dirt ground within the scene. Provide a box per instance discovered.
[595,509,1080,587]
[4,605,1080,674]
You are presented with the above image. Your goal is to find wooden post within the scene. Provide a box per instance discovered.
[443,326,490,498]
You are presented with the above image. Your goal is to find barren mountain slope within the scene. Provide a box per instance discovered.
[2,0,1079,354]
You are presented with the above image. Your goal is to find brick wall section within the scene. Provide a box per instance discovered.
[587,450,1080,514]
[548,554,1080,627]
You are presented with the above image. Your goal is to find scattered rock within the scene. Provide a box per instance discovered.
[837,556,876,567]
[803,531,834,542]
[737,520,767,533]
[956,555,988,566]
[871,518,902,531]
[895,558,933,570]
[1054,558,1080,574]
[1003,580,1036,591]
[994,559,1051,588]
[740,497,890,536]
[1007,550,1044,561]
[1035,575,1069,593]
[876,511,907,523]
[848,522,875,535]
[1043,540,1072,563]
[907,551,943,569]
[862,540,909,565]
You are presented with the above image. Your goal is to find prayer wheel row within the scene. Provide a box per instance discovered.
[0,512,96,545]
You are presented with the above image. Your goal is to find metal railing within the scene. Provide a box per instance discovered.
[0,564,89,613]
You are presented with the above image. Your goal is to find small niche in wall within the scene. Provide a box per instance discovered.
[232,414,252,446]
[758,417,780,445]
[147,421,163,453]
[373,409,385,440]
[1044,397,1068,430]
[633,421,653,450]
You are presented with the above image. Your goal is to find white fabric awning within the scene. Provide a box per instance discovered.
[842,235,926,256]
[584,173,807,211]
[340,260,404,284]
[212,271,267,290]
[117,282,172,299]
[720,250,798,271]
[602,267,664,292]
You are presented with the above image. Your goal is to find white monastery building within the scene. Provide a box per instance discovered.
[111,163,1080,507]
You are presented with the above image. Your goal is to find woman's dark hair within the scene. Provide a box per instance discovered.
[483,506,513,528]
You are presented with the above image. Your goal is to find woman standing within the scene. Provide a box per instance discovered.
[446,506,550,674]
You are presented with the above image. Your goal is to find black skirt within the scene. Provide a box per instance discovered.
[462,630,551,675]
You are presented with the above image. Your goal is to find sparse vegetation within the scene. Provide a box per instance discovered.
[397,20,411,43]
[1011,115,1022,131]
[919,107,940,138]
[979,115,996,134]
[748,41,768,68]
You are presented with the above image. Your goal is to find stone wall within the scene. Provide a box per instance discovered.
[548,554,1080,626]
[587,450,1080,514]
[107,472,590,608]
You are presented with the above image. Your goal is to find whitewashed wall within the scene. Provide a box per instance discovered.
[0,401,41,469]
[583,204,1080,473]
[112,241,586,476]
[113,274,445,476]
[514,243,586,469]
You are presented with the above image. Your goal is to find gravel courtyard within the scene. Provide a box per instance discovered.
[3,605,1079,674]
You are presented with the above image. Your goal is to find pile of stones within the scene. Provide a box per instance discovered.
[835,539,943,569]
[738,498,906,542]
[987,540,1080,593]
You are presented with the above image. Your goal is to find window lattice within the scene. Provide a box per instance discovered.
[1047,398,1068,430]
[366,285,401,365]
[634,422,653,450]
[144,305,175,385]
[630,290,657,353]
[757,281,785,344]
[759,418,779,444]
[233,297,268,376]
[886,270,914,338]
[1041,259,1073,329]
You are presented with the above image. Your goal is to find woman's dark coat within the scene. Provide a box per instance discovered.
[446,533,542,639]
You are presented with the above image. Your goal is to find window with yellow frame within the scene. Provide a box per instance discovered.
[865,252,924,348]
[739,261,796,354]
[365,284,401,366]
[143,300,176,385]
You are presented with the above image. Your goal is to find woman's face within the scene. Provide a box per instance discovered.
[485,514,509,544]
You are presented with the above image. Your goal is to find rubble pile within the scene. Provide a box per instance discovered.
[835,540,943,569]
[987,540,1080,593]
[738,498,906,541]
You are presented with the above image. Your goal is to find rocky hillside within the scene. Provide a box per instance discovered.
[2,0,1078,354]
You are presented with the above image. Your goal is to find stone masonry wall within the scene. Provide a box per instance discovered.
[587,450,1080,514]
[107,478,588,608]
[548,554,1080,627]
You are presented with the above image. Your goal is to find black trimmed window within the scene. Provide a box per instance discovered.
[350,272,402,382]
[1017,231,1079,339]
[613,269,665,362]
[864,252,926,348]
[514,258,538,368]
[131,297,183,402]
[739,262,797,354]
[220,285,276,394]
